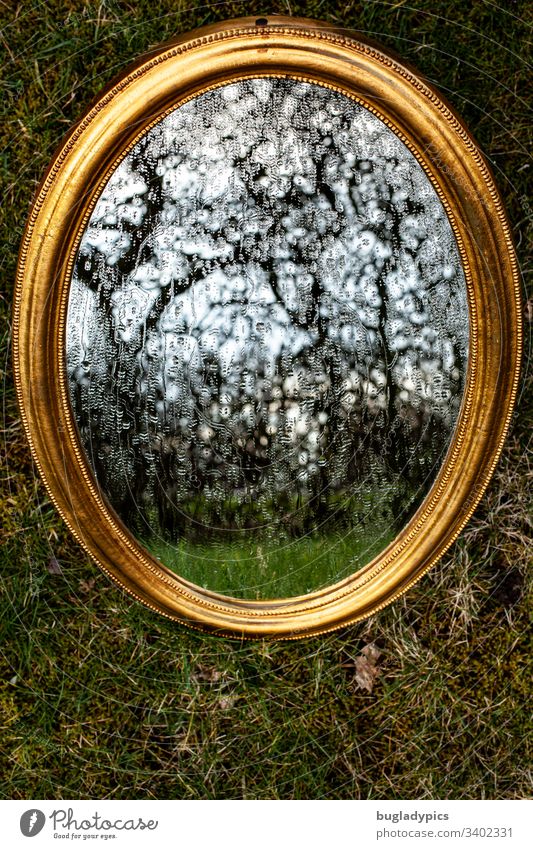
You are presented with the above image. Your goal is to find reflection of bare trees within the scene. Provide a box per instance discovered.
[67,79,468,543]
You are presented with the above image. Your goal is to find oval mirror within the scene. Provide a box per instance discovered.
[14,16,521,637]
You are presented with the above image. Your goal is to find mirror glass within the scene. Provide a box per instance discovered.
[66,78,468,599]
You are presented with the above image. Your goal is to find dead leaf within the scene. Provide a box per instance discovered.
[78,577,96,594]
[526,297,533,323]
[47,556,62,575]
[354,643,381,693]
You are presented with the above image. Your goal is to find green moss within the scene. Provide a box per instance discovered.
[1,0,531,800]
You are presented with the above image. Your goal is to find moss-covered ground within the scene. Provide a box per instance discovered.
[1,0,531,799]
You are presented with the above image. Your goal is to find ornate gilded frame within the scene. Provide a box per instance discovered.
[13,16,521,638]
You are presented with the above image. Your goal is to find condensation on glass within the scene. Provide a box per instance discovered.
[66,78,468,599]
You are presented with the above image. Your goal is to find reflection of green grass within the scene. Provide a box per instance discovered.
[142,484,404,598]
[144,524,397,599]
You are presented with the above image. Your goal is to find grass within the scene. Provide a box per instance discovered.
[135,483,402,597]
[1,0,532,800]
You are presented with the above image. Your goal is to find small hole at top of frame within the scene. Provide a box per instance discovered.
[255,18,268,27]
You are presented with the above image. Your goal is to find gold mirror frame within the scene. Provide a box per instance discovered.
[13,16,521,638]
